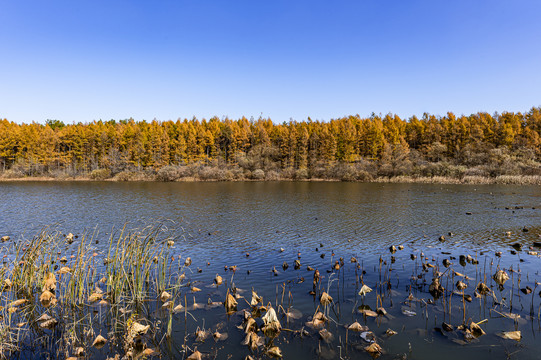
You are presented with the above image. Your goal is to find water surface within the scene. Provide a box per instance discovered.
[1,181,540,359]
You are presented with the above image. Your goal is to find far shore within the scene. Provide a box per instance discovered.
[1,174,540,185]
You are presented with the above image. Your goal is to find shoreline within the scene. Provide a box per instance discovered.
[1,174,540,185]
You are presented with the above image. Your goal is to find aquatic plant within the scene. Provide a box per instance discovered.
[1,222,541,359]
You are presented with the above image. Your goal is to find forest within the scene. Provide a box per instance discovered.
[0,108,540,183]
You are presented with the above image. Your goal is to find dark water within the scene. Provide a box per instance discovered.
[1,181,540,359]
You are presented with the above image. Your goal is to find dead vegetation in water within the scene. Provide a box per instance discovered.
[1,224,541,359]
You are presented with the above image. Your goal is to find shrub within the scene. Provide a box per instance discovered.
[156,166,179,181]
[357,170,373,181]
[199,166,224,180]
[90,168,111,180]
[329,163,357,181]
[113,171,139,181]
[377,164,394,177]
[228,167,245,180]
[463,166,490,177]
[339,167,357,181]
[176,166,191,178]
[222,170,235,181]
[265,170,280,180]
[243,170,252,179]
[252,169,265,180]
[310,166,328,179]
[1,169,25,179]
[281,167,296,179]
[49,170,74,180]
[295,168,309,180]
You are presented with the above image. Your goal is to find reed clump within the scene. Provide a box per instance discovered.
[0,223,188,359]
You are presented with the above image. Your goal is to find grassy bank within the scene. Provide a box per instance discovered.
[1,172,540,185]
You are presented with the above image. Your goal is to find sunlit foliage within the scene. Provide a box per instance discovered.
[0,108,540,179]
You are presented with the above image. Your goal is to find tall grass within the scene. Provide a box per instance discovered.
[0,222,187,359]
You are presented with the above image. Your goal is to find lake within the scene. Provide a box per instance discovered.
[1,181,540,359]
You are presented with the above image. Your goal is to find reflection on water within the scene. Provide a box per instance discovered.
[1,182,539,253]
[0,181,540,359]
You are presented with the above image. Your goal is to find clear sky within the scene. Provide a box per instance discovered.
[1,0,540,124]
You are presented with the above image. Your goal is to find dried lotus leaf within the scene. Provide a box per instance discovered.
[493,270,509,286]
[469,321,486,337]
[498,331,521,341]
[160,291,171,302]
[267,346,282,358]
[213,330,228,341]
[40,318,58,329]
[187,349,202,360]
[225,290,238,313]
[359,284,372,296]
[195,329,209,342]
[250,290,262,306]
[318,328,334,343]
[58,267,71,274]
[40,291,56,308]
[456,281,467,290]
[88,292,103,303]
[320,291,333,306]
[476,282,490,295]
[10,299,27,307]
[348,321,367,332]
[36,313,53,322]
[364,343,383,358]
[43,272,56,292]
[129,322,150,338]
[92,334,107,348]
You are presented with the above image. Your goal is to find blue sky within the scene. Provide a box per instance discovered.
[1,0,540,124]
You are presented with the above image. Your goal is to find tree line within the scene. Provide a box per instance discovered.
[0,107,540,181]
